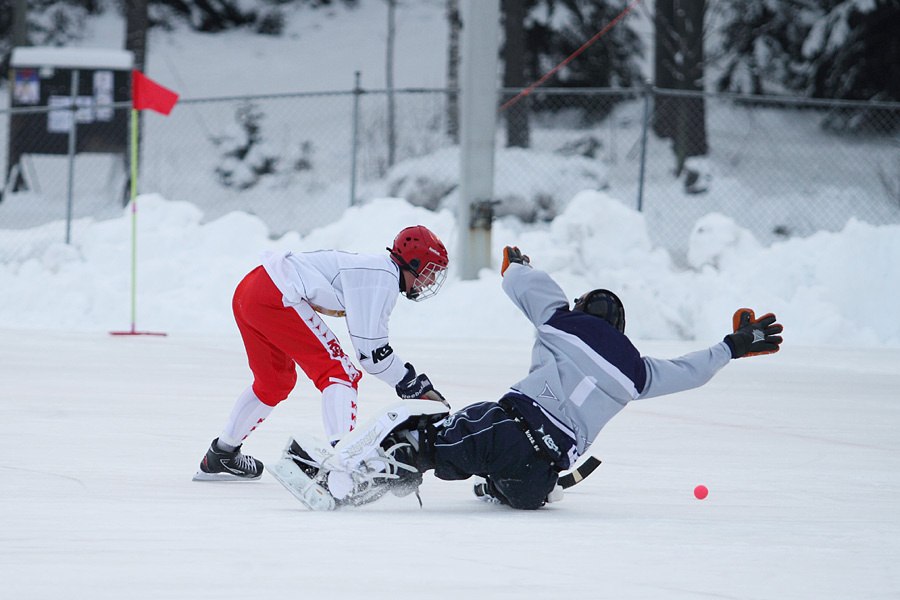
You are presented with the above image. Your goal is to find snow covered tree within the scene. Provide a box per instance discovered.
[147,0,358,34]
[715,0,808,95]
[503,0,642,125]
[149,0,256,32]
[550,0,643,90]
[802,0,900,104]
[0,0,104,82]
[715,0,900,130]
[717,0,900,104]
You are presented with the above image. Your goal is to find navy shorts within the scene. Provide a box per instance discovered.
[430,401,560,509]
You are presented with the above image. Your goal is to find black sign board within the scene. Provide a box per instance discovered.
[6,47,133,192]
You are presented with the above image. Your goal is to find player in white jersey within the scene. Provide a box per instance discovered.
[193,226,449,481]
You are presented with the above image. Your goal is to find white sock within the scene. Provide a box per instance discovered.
[321,383,358,444]
[218,386,274,449]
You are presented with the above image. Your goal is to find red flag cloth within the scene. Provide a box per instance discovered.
[131,70,179,115]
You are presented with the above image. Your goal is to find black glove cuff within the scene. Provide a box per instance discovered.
[723,335,738,359]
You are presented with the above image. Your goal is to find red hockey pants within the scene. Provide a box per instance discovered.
[232,266,362,407]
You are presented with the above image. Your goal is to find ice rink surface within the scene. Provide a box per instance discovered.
[2,329,898,599]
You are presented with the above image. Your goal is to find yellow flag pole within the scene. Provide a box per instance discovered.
[111,106,166,336]
[129,107,138,331]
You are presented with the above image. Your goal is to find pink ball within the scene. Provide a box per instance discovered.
[694,485,709,500]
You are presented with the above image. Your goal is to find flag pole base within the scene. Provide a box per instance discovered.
[110,325,167,337]
[110,331,168,336]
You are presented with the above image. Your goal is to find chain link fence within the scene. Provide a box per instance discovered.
[2,85,899,265]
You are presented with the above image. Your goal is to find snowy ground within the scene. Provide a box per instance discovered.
[2,3,899,598]
[2,328,898,600]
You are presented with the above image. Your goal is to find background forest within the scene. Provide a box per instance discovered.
[2,0,899,105]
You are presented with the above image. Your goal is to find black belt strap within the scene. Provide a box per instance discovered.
[499,398,564,472]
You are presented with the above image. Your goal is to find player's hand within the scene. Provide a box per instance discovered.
[724,309,783,358]
[501,246,530,276]
[396,363,450,408]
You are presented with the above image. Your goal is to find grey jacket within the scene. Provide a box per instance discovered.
[503,263,732,455]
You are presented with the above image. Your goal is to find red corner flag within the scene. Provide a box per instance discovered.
[132,70,179,115]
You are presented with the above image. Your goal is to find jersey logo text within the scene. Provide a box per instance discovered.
[372,344,394,364]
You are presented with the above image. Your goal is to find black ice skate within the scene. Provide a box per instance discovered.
[285,439,320,478]
[193,438,263,481]
[473,478,563,506]
[473,479,506,505]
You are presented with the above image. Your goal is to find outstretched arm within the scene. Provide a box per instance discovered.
[639,342,732,399]
[639,308,783,399]
[501,247,568,327]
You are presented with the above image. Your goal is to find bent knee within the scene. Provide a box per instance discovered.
[252,372,297,407]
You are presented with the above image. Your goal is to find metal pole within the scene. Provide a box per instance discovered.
[350,71,361,206]
[636,81,651,212]
[65,69,80,244]
[457,0,500,280]
[386,0,396,168]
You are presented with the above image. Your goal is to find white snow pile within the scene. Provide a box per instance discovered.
[369,146,608,222]
[1,189,897,348]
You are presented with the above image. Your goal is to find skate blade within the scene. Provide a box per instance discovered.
[268,458,336,511]
[192,469,262,482]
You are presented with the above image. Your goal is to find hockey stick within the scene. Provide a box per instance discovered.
[557,456,601,489]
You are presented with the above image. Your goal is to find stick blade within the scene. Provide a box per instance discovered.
[558,456,601,489]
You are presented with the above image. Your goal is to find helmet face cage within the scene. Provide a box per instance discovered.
[407,261,447,302]
[573,289,625,333]
[389,226,449,301]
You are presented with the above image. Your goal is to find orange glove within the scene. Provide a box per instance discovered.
[724,308,784,358]
[501,246,530,276]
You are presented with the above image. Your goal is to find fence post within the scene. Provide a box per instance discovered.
[65,69,80,244]
[350,71,362,206]
[636,80,652,213]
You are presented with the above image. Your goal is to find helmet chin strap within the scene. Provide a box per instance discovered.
[401,273,419,300]
[390,251,420,299]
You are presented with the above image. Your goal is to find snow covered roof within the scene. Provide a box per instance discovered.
[11,47,133,70]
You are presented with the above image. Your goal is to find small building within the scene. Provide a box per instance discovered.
[5,47,133,194]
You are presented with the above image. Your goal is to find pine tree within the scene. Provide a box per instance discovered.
[715,0,808,95]
[717,0,900,104]
[520,0,643,122]
[803,0,900,103]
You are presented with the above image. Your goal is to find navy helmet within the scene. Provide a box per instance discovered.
[573,289,625,333]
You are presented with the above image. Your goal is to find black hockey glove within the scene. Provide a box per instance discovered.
[395,363,450,408]
[724,308,783,359]
[501,246,530,276]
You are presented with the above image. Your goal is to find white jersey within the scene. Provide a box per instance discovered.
[261,250,409,386]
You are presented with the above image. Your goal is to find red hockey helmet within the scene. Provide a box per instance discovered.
[388,225,449,301]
